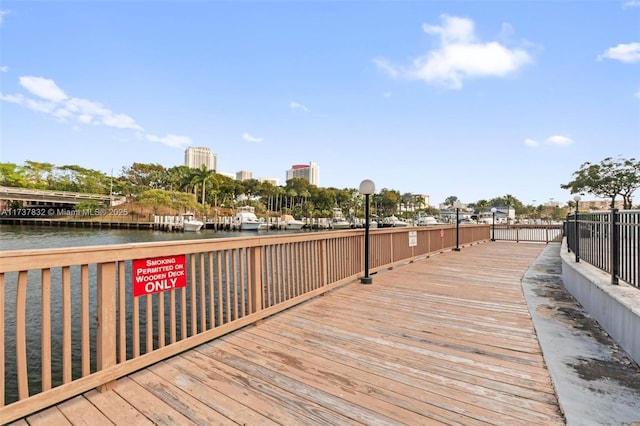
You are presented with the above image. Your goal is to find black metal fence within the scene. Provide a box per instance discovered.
[491,223,564,243]
[565,209,639,288]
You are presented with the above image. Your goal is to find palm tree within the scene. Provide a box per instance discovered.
[286,189,297,213]
[189,165,217,209]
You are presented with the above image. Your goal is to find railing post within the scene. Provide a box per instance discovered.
[96,262,116,392]
[249,246,264,313]
[321,239,328,289]
[611,208,619,285]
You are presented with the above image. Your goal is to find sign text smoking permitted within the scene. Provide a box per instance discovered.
[132,255,187,297]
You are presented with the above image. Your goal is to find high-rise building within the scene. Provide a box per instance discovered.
[259,177,280,186]
[216,172,235,180]
[286,162,319,186]
[236,170,252,181]
[184,147,216,170]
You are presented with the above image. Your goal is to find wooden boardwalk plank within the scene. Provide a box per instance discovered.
[24,242,565,425]
[52,395,114,426]
[83,389,155,426]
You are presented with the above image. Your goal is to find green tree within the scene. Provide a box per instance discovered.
[165,166,193,192]
[444,195,459,207]
[374,188,401,217]
[171,191,198,214]
[121,163,166,195]
[0,163,27,187]
[472,199,490,214]
[286,188,297,213]
[138,189,172,215]
[189,165,217,208]
[55,165,109,193]
[23,161,55,189]
[561,156,640,209]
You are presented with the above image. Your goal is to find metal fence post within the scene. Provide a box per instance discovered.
[574,211,580,263]
[565,214,571,252]
[611,208,619,285]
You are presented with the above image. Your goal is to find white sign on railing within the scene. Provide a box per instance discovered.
[409,230,417,247]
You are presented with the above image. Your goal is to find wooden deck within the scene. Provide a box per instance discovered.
[12,242,565,425]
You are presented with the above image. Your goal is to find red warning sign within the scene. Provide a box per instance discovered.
[132,255,187,297]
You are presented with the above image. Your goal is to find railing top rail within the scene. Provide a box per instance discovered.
[0,226,464,272]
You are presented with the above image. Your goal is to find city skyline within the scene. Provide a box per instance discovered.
[1,2,638,206]
[183,146,315,187]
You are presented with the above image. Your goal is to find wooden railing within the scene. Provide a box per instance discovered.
[0,225,489,423]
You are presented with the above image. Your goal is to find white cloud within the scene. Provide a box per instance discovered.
[20,76,68,102]
[0,10,9,25]
[622,0,640,9]
[290,101,308,112]
[524,138,539,147]
[383,92,392,98]
[373,58,400,79]
[546,135,573,146]
[0,66,8,72]
[145,133,192,148]
[635,88,640,99]
[0,92,57,114]
[1,75,194,148]
[3,75,144,131]
[597,42,640,63]
[374,14,533,90]
[242,132,263,143]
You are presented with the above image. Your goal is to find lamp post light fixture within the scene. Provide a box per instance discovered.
[359,179,375,284]
[573,195,581,263]
[491,207,497,241]
[453,200,462,251]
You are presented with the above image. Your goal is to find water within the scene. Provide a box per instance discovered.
[0,224,315,251]
[0,223,321,404]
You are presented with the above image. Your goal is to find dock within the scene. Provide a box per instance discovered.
[13,242,565,425]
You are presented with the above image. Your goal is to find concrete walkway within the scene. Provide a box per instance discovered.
[522,243,640,426]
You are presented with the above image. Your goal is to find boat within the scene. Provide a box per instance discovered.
[331,207,351,229]
[381,215,409,227]
[416,215,441,226]
[181,212,204,232]
[258,217,269,231]
[233,206,261,231]
[280,214,305,230]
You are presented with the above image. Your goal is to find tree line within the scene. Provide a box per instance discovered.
[1,156,637,220]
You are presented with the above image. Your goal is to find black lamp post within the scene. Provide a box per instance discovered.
[574,195,581,263]
[359,179,375,284]
[453,200,462,251]
[491,207,497,241]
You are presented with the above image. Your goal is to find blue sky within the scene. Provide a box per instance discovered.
[1,1,638,207]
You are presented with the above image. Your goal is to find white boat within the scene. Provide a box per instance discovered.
[382,215,409,227]
[258,218,269,231]
[331,208,351,229]
[417,215,441,226]
[181,212,204,232]
[234,206,261,231]
[280,214,305,230]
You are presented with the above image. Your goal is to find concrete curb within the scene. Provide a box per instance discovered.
[522,243,640,426]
